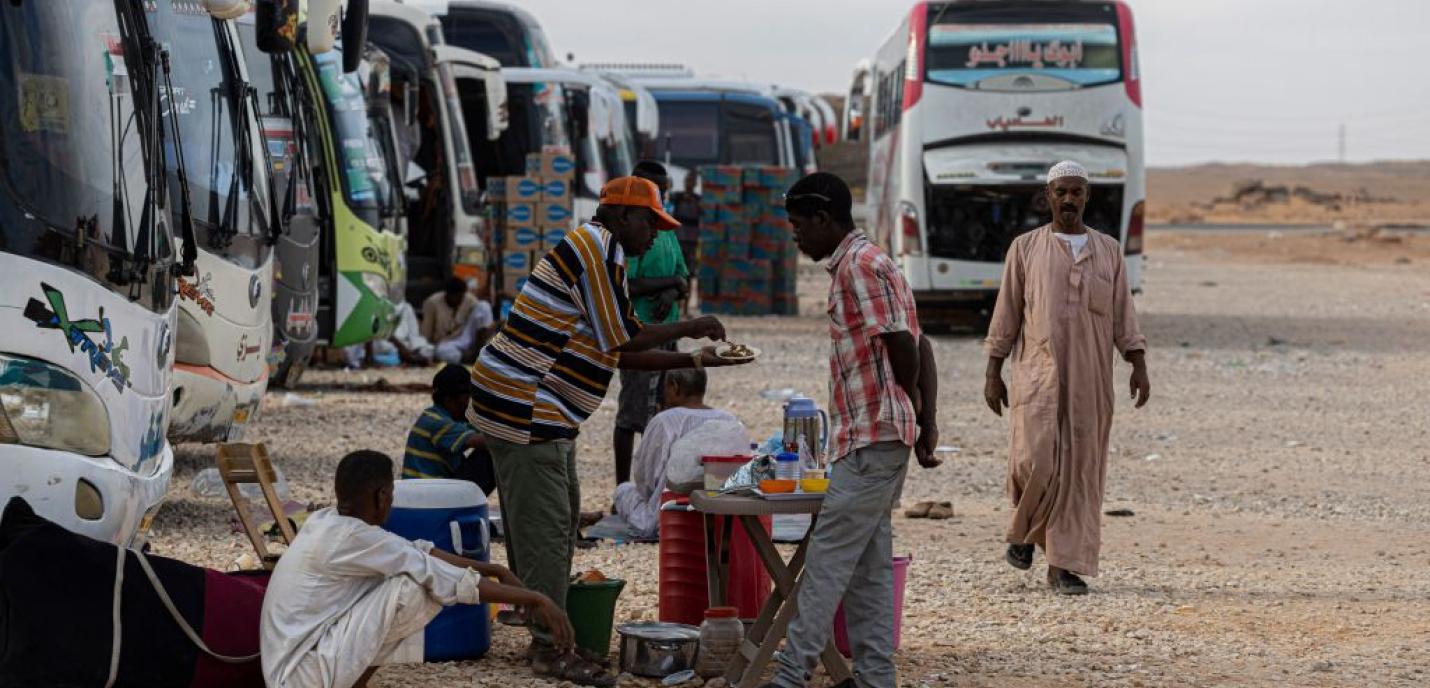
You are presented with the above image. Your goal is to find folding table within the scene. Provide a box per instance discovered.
[689,491,851,688]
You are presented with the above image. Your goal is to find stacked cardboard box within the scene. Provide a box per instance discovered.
[695,165,801,316]
[487,148,576,299]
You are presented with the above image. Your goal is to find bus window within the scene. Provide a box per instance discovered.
[492,82,570,178]
[441,11,525,66]
[653,101,719,167]
[724,101,777,165]
[456,76,494,185]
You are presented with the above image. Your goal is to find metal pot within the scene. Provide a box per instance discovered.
[616,622,700,678]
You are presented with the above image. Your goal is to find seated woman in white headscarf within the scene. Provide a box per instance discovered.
[612,368,743,537]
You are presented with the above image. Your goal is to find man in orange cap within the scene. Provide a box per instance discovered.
[468,176,749,686]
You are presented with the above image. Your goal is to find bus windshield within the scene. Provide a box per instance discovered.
[150,4,271,269]
[436,62,480,213]
[925,3,1122,90]
[314,51,390,211]
[489,82,569,176]
[0,3,166,278]
[650,100,719,167]
[726,100,778,165]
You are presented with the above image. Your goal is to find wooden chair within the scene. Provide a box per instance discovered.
[216,443,295,569]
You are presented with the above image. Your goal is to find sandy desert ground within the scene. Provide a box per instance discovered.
[149,229,1430,687]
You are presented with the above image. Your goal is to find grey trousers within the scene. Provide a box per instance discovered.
[773,441,909,688]
[487,436,580,648]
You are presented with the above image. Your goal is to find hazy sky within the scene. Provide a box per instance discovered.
[504,0,1430,167]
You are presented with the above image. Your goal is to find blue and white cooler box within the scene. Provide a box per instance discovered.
[383,479,492,661]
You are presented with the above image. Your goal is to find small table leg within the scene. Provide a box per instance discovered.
[702,513,728,608]
[726,514,851,687]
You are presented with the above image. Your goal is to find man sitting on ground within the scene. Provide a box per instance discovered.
[403,365,496,495]
[613,368,742,537]
[421,277,495,364]
[261,450,572,688]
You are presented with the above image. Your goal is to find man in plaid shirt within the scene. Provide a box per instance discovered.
[764,173,940,688]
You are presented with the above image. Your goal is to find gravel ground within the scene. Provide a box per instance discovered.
[149,231,1430,687]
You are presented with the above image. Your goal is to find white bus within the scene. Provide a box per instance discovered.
[849,1,1145,324]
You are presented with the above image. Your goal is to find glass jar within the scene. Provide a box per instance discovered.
[694,607,743,678]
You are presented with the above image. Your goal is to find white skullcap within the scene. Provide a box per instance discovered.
[1047,160,1088,182]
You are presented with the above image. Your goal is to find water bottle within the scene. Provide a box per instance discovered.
[775,452,800,481]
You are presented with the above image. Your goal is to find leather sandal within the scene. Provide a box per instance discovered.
[926,501,954,519]
[1048,567,1089,595]
[532,647,616,687]
[903,501,934,518]
[1006,543,1034,570]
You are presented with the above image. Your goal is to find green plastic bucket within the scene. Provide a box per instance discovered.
[566,578,626,656]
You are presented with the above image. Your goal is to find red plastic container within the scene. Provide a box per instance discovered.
[658,491,771,625]
[832,555,911,656]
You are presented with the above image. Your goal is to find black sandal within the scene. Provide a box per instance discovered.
[1048,568,1089,595]
[532,648,616,687]
[1006,543,1034,570]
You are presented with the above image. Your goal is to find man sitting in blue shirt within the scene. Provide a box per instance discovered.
[403,364,495,494]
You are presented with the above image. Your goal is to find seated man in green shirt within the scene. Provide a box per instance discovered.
[613,161,689,487]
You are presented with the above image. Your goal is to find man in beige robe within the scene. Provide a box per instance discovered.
[984,160,1151,595]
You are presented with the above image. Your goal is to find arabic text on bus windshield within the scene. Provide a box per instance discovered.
[0,3,174,310]
[925,23,1121,88]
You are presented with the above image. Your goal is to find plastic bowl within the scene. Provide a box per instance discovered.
[800,478,830,493]
[759,479,796,494]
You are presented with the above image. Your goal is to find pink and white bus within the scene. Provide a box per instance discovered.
[847,1,1145,323]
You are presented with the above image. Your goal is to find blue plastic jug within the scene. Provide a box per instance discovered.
[383,479,491,661]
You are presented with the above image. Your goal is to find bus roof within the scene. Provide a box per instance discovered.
[369,0,440,35]
[407,0,546,31]
[650,89,782,111]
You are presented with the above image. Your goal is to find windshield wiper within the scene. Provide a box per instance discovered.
[160,47,199,276]
[215,18,281,245]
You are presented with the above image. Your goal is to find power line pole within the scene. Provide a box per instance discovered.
[1338,123,1346,163]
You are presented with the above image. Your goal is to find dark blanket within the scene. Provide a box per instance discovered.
[0,497,266,688]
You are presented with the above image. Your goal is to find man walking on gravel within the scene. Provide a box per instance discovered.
[984,160,1151,595]
[468,176,748,686]
[765,173,940,688]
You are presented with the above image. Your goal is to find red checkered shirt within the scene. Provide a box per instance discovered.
[826,231,923,462]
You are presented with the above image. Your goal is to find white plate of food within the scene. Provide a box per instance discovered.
[715,342,761,363]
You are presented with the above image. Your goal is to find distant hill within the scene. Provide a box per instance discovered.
[1149,161,1430,206]
[1147,161,1429,225]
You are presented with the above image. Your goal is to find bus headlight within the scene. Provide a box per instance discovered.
[0,353,111,457]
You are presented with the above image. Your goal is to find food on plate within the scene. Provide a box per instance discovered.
[719,343,755,359]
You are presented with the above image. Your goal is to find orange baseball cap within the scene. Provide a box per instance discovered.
[599,176,681,230]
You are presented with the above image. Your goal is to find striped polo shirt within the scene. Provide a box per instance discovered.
[402,405,476,479]
[469,222,644,444]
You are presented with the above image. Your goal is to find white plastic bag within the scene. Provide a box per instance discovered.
[664,420,749,493]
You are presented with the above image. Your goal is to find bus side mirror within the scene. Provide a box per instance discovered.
[307,0,340,54]
[341,0,369,74]
[255,0,300,53]
[485,72,508,141]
